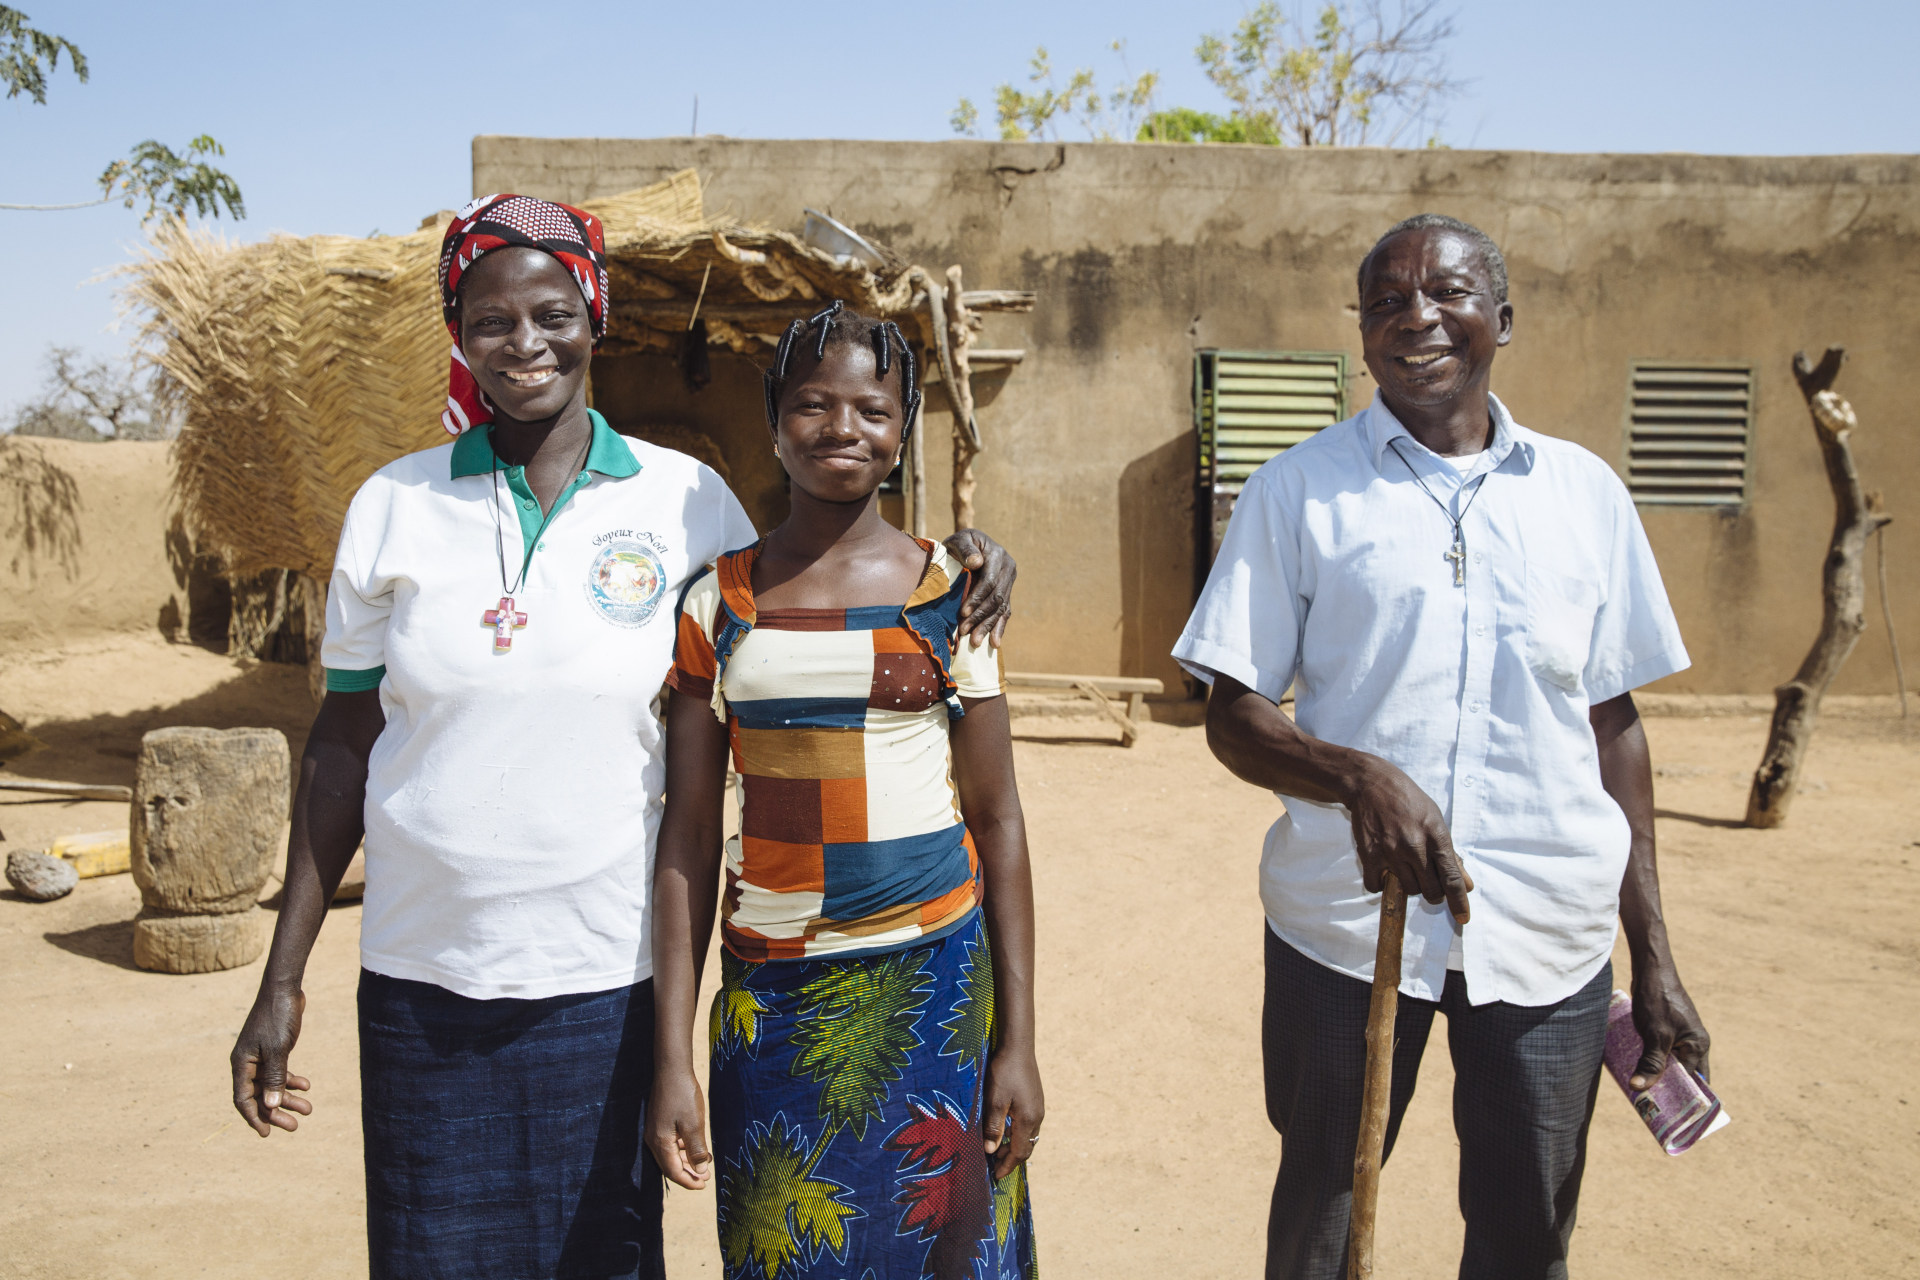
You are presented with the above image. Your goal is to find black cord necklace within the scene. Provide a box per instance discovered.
[479,425,594,652]
[1386,437,1491,587]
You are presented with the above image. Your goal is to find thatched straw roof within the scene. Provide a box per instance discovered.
[127,169,935,580]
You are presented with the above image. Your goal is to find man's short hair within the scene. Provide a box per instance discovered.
[1357,214,1509,304]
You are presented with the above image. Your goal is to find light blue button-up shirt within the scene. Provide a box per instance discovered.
[1175,393,1689,1006]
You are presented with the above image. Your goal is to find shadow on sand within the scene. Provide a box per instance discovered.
[10,658,314,789]
[1652,807,1749,830]
[43,917,142,972]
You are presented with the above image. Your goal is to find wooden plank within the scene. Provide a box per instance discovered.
[1072,680,1140,747]
[0,777,132,802]
[959,290,1036,313]
[1006,671,1164,694]
[614,299,815,329]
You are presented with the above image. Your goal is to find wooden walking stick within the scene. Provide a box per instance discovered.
[1347,872,1407,1280]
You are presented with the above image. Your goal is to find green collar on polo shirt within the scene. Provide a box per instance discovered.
[450,409,639,559]
[449,408,639,480]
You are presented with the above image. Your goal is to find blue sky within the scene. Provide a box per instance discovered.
[6,0,1917,417]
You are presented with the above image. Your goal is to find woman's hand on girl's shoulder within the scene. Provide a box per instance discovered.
[981,1045,1044,1181]
[646,1068,713,1190]
[945,529,1016,647]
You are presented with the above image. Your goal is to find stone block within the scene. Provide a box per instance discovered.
[133,906,266,973]
[133,727,289,918]
[6,849,77,901]
[50,829,130,878]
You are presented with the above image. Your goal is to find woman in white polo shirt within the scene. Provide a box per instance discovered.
[225,196,1015,1279]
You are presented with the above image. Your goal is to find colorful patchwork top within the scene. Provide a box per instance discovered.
[666,539,1005,962]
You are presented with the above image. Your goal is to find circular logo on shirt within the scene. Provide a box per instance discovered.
[584,538,667,627]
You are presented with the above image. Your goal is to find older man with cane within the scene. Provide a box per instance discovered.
[1174,214,1711,1279]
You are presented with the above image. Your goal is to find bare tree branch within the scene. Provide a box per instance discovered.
[1197,1,1462,147]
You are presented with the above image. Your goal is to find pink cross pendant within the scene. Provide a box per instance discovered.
[482,596,528,652]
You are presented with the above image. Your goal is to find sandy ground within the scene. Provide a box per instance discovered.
[3,633,1918,1279]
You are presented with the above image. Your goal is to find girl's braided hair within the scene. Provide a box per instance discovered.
[762,300,923,442]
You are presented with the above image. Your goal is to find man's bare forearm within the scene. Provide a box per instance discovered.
[1591,693,1671,964]
[1204,674,1379,807]
[1204,673,1473,915]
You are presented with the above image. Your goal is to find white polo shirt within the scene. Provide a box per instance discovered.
[1174,393,1689,1007]
[322,411,756,1000]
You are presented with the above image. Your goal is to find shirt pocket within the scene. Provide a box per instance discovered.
[1525,565,1600,693]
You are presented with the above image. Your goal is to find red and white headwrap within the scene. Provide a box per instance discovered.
[435,193,609,435]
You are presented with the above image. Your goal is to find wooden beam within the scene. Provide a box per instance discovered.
[960,290,1036,313]
[1006,672,1164,695]
[0,777,133,802]
[612,299,823,329]
[616,296,1033,331]
[1072,679,1141,747]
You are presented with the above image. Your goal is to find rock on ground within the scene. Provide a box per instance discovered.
[5,848,78,901]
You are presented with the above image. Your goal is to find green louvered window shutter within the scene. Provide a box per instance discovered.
[1623,361,1755,507]
[1195,349,1348,573]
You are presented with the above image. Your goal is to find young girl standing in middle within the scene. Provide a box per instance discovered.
[648,303,1042,1280]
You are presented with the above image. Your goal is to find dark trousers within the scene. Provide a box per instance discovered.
[359,971,665,1280]
[1263,928,1610,1280]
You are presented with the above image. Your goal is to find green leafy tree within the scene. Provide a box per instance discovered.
[0,3,84,102]
[1197,1,1460,147]
[1,6,244,221]
[100,136,246,221]
[1136,106,1280,145]
[954,41,1162,143]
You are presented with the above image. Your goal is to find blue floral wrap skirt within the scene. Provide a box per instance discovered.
[707,910,1038,1280]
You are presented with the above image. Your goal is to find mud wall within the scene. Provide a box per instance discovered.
[477,138,1920,695]
[0,438,192,656]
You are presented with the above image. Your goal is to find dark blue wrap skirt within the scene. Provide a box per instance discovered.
[357,970,663,1280]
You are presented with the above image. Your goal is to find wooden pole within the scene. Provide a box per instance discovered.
[1348,873,1406,1280]
[907,416,926,539]
[0,777,132,802]
[944,265,981,531]
[1745,348,1894,827]
[1875,528,1908,717]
